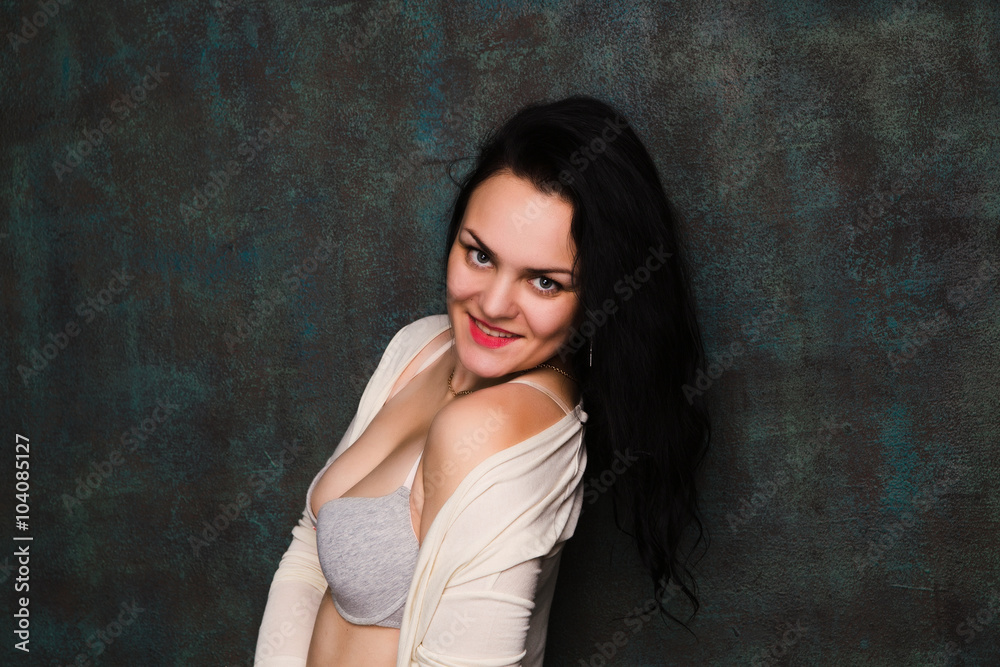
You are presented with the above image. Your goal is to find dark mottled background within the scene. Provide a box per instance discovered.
[2,0,998,665]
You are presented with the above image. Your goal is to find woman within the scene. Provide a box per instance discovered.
[255,95,710,666]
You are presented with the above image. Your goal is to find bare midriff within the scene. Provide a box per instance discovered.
[306,592,402,667]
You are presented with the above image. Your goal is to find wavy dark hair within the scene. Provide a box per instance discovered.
[441,95,711,627]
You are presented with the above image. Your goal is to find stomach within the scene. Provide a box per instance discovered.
[307,592,401,667]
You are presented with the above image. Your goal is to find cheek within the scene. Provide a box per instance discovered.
[446,249,476,299]
[530,302,581,342]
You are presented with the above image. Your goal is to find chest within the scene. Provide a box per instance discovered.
[309,365,448,521]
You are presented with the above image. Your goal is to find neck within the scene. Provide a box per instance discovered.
[448,347,514,396]
[447,347,572,396]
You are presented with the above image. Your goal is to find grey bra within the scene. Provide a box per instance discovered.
[313,337,575,629]
[315,449,422,628]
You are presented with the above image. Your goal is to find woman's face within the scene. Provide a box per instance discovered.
[446,171,581,378]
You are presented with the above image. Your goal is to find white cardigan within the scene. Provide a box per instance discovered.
[255,314,588,666]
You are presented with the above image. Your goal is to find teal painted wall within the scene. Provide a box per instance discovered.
[2,1,997,664]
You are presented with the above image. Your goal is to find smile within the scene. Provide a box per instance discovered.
[468,315,522,348]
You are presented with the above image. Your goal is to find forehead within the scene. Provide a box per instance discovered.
[461,172,577,270]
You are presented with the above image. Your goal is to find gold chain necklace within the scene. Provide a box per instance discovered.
[448,362,579,397]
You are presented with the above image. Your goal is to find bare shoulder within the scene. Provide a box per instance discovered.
[417,379,573,543]
[435,381,570,457]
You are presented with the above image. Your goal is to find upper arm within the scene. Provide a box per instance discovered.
[417,383,566,546]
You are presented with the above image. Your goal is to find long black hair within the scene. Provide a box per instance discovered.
[442,95,711,626]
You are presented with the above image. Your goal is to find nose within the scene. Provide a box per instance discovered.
[478,273,518,321]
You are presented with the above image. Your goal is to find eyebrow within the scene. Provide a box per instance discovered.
[462,228,575,276]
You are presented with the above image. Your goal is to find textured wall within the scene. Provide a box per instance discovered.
[2,1,998,665]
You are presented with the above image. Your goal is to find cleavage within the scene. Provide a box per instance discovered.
[310,367,438,515]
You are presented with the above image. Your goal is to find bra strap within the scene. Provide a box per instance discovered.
[506,378,572,416]
[414,337,454,375]
[386,337,454,405]
[403,451,423,490]
[402,338,451,490]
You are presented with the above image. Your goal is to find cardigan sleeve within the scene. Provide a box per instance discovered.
[253,509,327,666]
[413,558,543,666]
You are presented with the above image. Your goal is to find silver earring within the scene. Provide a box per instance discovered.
[588,337,593,367]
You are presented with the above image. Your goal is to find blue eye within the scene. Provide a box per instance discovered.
[531,276,561,294]
[468,248,491,267]
[464,243,563,295]
[466,246,490,267]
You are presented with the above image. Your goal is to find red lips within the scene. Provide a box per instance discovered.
[468,315,521,348]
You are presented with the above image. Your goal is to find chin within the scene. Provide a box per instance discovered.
[453,338,510,379]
